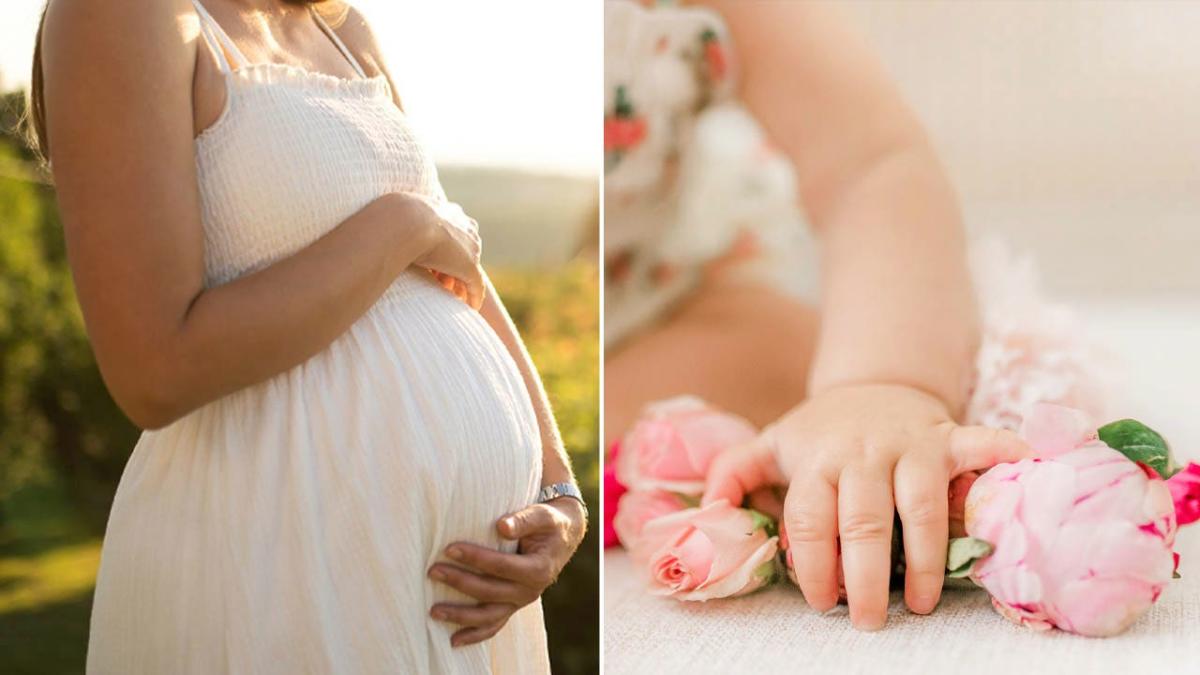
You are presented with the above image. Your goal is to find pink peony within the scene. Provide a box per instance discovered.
[616,396,758,494]
[603,442,629,549]
[962,403,1178,636]
[613,490,689,551]
[949,471,981,539]
[632,500,778,601]
[1166,463,1200,526]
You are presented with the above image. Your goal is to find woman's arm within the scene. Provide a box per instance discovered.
[40,0,471,430]
[697,0,978,410]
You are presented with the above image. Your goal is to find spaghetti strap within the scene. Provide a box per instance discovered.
[191,0,250,72]
[308,5,368,79]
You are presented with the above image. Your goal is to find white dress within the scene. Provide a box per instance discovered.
[85,2,551,673]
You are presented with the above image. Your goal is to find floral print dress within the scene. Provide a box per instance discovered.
[603,0,814,347]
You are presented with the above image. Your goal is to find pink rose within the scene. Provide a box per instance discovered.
[604,442,629,549]
[616,396,758,494]
[1166,462,1200,526]
[632,500,778,601]
[962,403,1178,636]
[613,490,689,551]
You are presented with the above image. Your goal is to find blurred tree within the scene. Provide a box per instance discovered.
[0,91,140,529]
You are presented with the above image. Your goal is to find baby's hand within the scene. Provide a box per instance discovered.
[702,383,1030,630]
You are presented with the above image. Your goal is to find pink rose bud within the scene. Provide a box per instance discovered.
[603,442,629,549]
[949,471,981,539]
[1167,463,1200,526]
[962,403,1179,636]
[632,500,778,601]
[613,490,689,552]
[616,396,757,494]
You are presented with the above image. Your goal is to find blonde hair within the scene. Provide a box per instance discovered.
[23,0,346,167]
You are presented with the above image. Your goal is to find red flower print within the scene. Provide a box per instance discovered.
[701,28,727,81]
[605,86,647,152]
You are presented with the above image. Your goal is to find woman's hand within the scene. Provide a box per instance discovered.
[702,383,1030,630]
[428,496,587,647]
[396,193,485,309]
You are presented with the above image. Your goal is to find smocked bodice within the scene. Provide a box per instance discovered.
[193,64,445,287]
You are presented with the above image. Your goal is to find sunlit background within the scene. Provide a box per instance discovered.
[0,1,599,673]
[1,0,598,176]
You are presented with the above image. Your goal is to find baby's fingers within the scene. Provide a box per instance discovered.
[894,455,949,615]
[701,436,784,507]
[838,468,894,630]
[947,425,1031,476]
[785,476,840,613]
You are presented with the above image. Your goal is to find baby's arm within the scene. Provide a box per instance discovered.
[696,1,1029,629]
[704,0,976,403]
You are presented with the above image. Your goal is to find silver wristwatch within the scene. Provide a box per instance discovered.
[538,482,586,510]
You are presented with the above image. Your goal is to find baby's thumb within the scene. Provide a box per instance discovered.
[948,424,1032,476]
[701,437,785,508]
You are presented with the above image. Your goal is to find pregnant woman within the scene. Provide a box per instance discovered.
[29,0,585,671]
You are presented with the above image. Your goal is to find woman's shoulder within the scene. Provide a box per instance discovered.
[321,3,384,75]
[326,3,404,108]
[40,0,198,97]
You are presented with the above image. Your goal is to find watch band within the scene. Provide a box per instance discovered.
[538,482,586,508]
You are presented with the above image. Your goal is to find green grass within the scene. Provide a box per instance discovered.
[0,481,99,674]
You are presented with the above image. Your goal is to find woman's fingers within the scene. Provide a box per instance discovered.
[837,467,894,630]
[783,474,840,612]
[893,454,949,615]
[430,601,515,628]
[427,563,527,604]
[465,264,485,309]
[497,503,561,541]
[702,437,785,507]
[444,542,543,589]
[948,425,1031,475]
[450,622,506,648]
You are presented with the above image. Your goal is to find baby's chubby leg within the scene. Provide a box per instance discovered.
[604,279,818,447]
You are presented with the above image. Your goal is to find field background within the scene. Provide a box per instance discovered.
[0,88,599,674]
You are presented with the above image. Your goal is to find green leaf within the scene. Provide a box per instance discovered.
[752,556,781,585]
[946,536,993,579]
[1097,419,1177,479]
[747,508,777,538]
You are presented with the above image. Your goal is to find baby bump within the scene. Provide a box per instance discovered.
[115,271,543,572]
[331,272,544,542]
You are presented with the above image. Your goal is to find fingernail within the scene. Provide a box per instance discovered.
[429,568,446,581]
[447,547,463,561]
[503,518,516,530]
[853,614,886,631]
[910,596,937,615]
[431,608,447,620]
